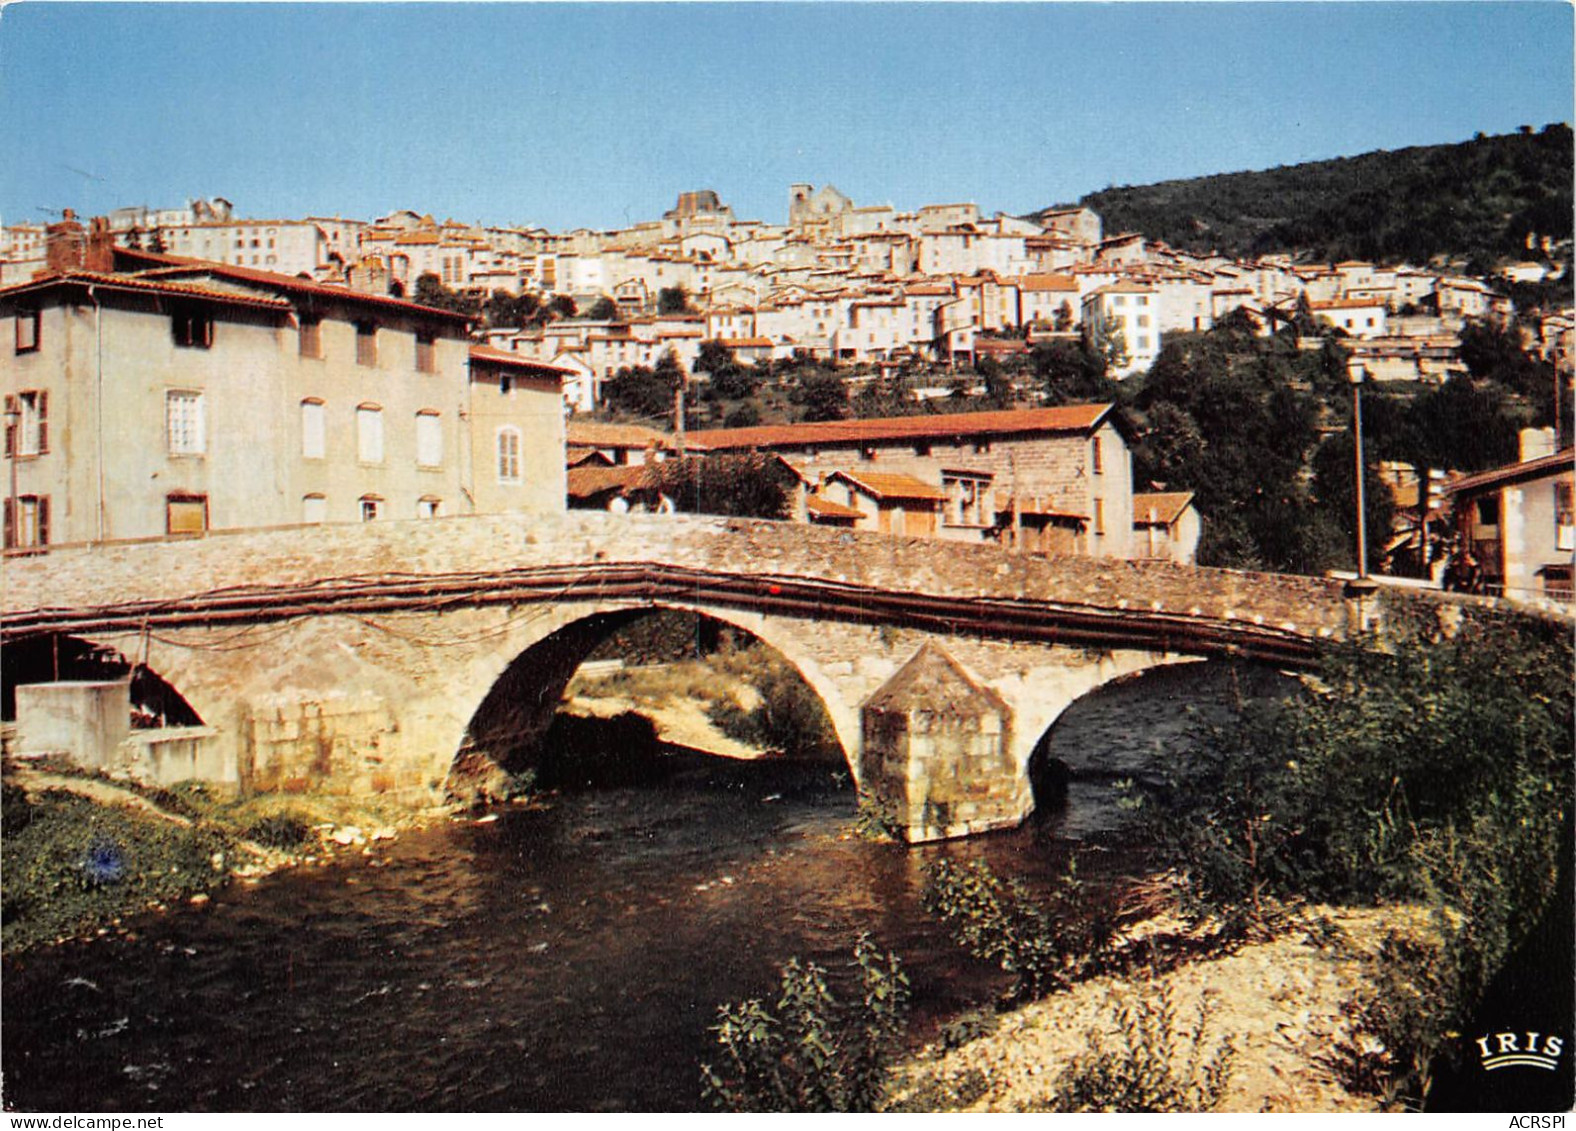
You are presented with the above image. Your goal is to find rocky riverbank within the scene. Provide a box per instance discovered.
[1,761,423,955]
[888,905,1441,1113]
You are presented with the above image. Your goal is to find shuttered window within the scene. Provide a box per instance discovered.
[3,494,49,549]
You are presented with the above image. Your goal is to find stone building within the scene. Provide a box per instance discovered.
[1,220,568,549]
[690,404,1140,559]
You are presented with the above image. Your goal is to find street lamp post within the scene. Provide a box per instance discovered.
[1346,364,1379,599]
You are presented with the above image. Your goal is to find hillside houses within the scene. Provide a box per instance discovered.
[4,183,1560,417]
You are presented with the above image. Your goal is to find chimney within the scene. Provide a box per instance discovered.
[1519,426,1556,462]
[43,208,86,273]
[84,216,116,272]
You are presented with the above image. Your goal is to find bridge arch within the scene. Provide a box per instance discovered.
[1,632,204,728]
[1022,657,1308,828]
[444,600,860,798]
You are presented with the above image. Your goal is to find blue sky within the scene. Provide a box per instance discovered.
[2,2,1571,231]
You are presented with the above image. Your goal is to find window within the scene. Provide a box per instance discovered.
[166,390,206,455]
[356,321,378,367]
[1091,436,1103,474]
[357,404,384,464]
[299,316,323,358]
[497,426,522,483]
[301,399,325,459]
[1093,497,1106,536]
[171,305,214,349]
[359,495,383,522]
[15,309,39,353]
[3,494,49,549]
[415,331,436,374]
[1136,295,1149,306]
[415,410,442,468]
[302,494,327,524]
[417,496,442,519]
[165,494,208,535]
[1556,481,1574,551]
[1475,496,1500,529]
[4,391,48,456]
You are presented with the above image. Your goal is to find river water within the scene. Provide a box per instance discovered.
[1,661,1280,1113]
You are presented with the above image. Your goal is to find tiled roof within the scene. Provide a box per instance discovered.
[0,270,292,312]
[131,257,474,322]
[1133,492,1195,526]
[566,421,695,451]
[691,404,1113,451]
[1442,448,1575,497]
[1013,274,1079,292]
[1310,298,1385,310]
[717,338,774,349]
[806,494,865,519]
[566,464,657,499]
[829,470,948,502]
[468,346,573,379]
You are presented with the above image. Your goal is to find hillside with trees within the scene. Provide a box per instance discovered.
[1046,125,1573,269]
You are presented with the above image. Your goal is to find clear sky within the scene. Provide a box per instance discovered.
[2,2,1571,232]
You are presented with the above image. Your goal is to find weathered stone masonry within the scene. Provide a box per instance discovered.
[5,511,1414,840]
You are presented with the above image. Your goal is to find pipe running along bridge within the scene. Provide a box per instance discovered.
[0,511,1451,840]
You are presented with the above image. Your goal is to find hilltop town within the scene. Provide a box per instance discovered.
[2,177,1571,599]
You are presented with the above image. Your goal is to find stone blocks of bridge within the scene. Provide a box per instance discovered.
[860,643,1028,842]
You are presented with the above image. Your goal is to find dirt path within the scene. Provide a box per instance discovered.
[9,767,194,826]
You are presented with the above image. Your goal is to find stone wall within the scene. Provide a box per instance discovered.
[3,510,1445,835]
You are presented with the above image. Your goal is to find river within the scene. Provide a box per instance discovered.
[1,661,1283,1112]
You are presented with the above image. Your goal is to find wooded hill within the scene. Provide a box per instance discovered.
[1043,125,1573,269]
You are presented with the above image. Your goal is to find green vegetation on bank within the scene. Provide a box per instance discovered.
[1060,124,1573,269]
[1,770,408,955]
[1127,610,1572,1107]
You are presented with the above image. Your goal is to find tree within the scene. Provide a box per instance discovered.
[1053,300,1075,333]
[794,371,850,423]
[547,294,577,321]
[586,296,618,321]
[602,365,674,421]
[1310,430,1398,571]
[657,286,694,315]
[412,273,483,316]
[1032,339,1119,405]
[650,454,795,520]
[723,402,762,428]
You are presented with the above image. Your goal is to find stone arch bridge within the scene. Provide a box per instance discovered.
[4,512,1417,840]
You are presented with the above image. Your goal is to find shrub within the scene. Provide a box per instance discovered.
[243,811,317,850]
[700,934,911,1112]
[1033,986,1235,1112]
[924,856,1117,999]
[2,791,230,953]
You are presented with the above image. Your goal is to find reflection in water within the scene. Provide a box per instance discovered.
[3,661,1282,1112]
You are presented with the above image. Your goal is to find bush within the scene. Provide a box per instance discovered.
[924,856,1117,999]
[1033,985,1235,1112]
[706,648,839,760]
[243,811,317,850]
[2,791,230,953]
[1129,614,1572,1102]
[700,934,911,1112]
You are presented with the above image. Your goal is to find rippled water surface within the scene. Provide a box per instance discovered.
[3,660,1278,1112]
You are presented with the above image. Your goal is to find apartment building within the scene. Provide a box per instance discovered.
[1082,281,1162,377]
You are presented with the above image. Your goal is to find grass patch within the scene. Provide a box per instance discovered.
[2,789,231,954]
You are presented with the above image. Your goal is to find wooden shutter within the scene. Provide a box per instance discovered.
[3,497,11,549]
[3,394,14,458]
[36,390,48,454]
[37,496,49,546]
